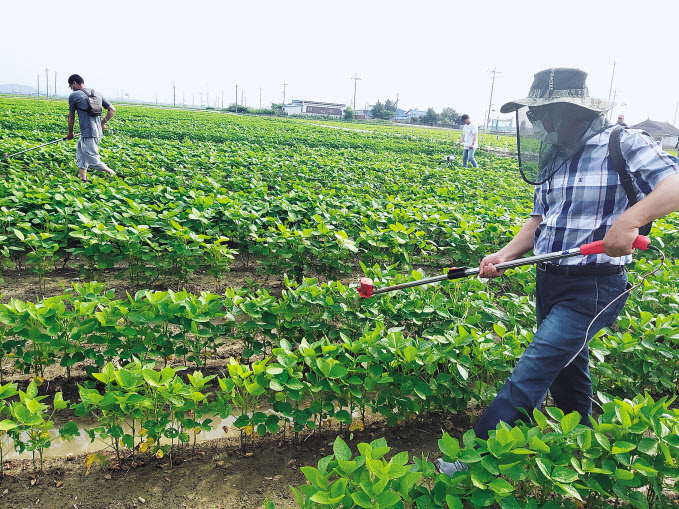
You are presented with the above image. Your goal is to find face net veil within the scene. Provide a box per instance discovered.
[515,105,607,185]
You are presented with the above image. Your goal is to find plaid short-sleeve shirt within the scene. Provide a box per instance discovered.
[531,125,679,265]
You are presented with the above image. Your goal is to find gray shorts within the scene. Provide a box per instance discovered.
[76,137,110,171]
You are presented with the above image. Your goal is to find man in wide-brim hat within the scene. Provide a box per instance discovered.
[435,68,679,478]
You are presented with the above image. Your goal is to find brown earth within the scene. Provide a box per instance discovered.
[0,408,472,509]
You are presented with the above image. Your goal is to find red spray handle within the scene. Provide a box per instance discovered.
[579,235,650,256]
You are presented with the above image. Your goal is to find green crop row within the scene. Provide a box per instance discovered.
[1,257,677,403]
[2,368,678,509]
[2,98,678,289]
[290,393,679,509]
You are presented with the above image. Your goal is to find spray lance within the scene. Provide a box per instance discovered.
[2,134,81,161]
[358,235,652,298]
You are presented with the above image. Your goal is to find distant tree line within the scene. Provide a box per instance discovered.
[369,99,462,126]
[223,103,285,116]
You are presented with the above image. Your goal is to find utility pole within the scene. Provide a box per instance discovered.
[37,75,39,96]
[235,85,238,113]
[259,87,262,109]
[607,61,616,123]
[221,90,224,109]
[282,81,288,104]
[172,82,176,106]
[54,71,57,97]
[486,67,501,130]
[241,90,244,108]
[352,74,361,111]
[674,101,678,126]
[45,68,49,99]
[192,93,195,107]
[200,92,203,107]
[155,92,158,106]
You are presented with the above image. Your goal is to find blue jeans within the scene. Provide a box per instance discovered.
[462,148,478,168]
[473,267,630,440]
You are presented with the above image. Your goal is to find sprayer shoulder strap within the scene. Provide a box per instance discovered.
[608,126,638,203]
[608,126,652,236]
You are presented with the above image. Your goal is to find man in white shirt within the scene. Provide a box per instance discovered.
[459,114,479,168]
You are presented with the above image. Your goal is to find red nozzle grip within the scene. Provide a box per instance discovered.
[579,235,650,256]
[632,236,651,251]
[358,277,373,298]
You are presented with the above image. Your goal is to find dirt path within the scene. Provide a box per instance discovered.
[0,412,471,509]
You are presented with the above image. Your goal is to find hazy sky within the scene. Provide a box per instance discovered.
[2,0,679,126]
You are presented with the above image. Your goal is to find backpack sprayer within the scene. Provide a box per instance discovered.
[358,235,651,298]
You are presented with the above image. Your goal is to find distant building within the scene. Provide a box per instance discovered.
[488,118,513,133]
[282,100,347,118]
[406,109,427,118]
[355,109,373,120]
[630,119,679,149]
[393,109,427,123]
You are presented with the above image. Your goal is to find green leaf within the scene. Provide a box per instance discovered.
[536,458,552,479]
[0,419,18,431]
[376,491,401,507]
[58,421,80,440]
[560,411,580,434]
[614,468,634,481]
[595,432,611,451]
[328,364,348,378]
[300,466,325,489]
[459,448,482,463]
[498,496,522,509]
[26,381,38,400]
[470,490,495,506]
[53,392,67,410]
[310,491,344,505]
[551,466,578,483]
[351,491,374,508]
[555,481,583,501]
[338,460,357,475]
[611,441,637,454]
[333,436,352,462]
[533,408,548,429]
[445,495,463,509]
[528,436,550,454]
[403,345,418,363]
[438,433,460,459]
[488,477,514,495]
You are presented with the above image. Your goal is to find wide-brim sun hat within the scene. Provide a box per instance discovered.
[500,68,614,114]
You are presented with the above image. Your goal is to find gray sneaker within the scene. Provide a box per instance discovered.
[434,458,468,476]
